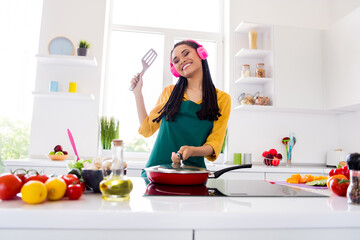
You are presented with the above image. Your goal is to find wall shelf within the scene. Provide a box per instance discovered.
[32,91,95,100]
[36,54,97,67]
[235,77,273,85]
[235,48,272,58]
[235,21,272,33]
[235,105,274,111]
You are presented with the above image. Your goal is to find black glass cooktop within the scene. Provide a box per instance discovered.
[144,179,328,197]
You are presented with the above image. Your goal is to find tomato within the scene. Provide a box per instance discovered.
[80,182,86,193]
[329,169,335,177]
[61,174,80,186]
[11,169,27,184]
[327,174,347,190]
[329,178,350,196]
[0,174,23,200]
[25,174,49,184]
[66,184,83,200]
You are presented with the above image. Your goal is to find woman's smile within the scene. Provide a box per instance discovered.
[182,63,192,70]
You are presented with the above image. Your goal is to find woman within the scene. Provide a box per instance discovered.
[131,40,231,177]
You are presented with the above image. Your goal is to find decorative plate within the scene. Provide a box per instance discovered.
[48,37,75,56]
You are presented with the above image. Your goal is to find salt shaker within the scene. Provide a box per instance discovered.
[347,153,360,205]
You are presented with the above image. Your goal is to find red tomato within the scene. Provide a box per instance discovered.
[80,182,86,192]
[329,178,350,196]
[25,174,49,184]
[66,184,83,200]
[0,174,23,200]
[61,174,80,186]
[329,169,335,177]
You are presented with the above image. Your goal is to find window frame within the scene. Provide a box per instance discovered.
[103,0,224,161]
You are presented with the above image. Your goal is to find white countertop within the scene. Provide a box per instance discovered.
[4,158,331,174]
[0,177,359,233]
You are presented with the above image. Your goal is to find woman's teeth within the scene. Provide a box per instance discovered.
[183,63,191,70]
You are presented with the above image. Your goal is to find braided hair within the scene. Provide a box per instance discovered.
[153,40,221,123]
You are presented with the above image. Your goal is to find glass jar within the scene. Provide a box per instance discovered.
[256,63,265,78]
[249,30,257,49]
[241,64,251,78]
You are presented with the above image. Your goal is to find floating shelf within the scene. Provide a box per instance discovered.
[235,21,272,33]
[235,105,274,111]
[32,91,95,100]
[36,54,97,67]
[235,77,273,85]
[235,48,272,58]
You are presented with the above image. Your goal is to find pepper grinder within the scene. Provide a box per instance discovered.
[347,153,360,205]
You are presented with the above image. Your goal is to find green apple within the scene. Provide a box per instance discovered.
[55,151,64,155]
[49,151,55,155]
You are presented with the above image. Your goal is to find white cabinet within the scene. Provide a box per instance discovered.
[325,7,360,111]
[233,22,274,110]
[273,25,324,110]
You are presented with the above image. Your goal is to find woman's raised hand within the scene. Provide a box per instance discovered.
[130,73,143,93]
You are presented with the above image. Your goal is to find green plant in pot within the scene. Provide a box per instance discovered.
[77,40,91,56]
[100,117,119,150]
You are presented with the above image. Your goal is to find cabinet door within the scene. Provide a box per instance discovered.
[274,26,323,110]
[325,7,360,110]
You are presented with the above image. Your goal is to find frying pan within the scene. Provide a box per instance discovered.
[145,162,252,185]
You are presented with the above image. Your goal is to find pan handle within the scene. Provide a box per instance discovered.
[211,164,252,179]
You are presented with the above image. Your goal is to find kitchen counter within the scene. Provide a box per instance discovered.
[4,158,331,175]
[1,177,360,240]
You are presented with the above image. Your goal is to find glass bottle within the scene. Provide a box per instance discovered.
[347,153,360,205]
[241,64,251,78]
[100,139,133,201]
[256,63,265,78]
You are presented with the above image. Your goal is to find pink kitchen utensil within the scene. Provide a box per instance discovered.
[67,128,80,161]
[129,48,157,91]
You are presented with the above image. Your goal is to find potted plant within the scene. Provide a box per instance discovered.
[77,40,91,56]
[100,117,119,156]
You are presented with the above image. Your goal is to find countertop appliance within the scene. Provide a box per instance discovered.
[326,149,348,167]
[144,179,327,197]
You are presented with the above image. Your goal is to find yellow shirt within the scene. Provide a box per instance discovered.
[138,85,231,161]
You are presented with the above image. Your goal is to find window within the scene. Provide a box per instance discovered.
[0,0,43,166]
[103,0,223,156]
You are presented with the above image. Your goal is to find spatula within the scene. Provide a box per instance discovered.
[67,129,80,161]
[129,48,157,91]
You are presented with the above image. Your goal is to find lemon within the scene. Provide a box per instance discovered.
[45,177,67,201]
[21,180,47,204]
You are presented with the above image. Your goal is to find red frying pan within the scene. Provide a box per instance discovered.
[145,162,252,185]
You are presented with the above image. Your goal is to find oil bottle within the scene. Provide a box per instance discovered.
[100,139,133,201]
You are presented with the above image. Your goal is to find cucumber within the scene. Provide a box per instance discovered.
[306,179,327,186]
[68,168,82,179]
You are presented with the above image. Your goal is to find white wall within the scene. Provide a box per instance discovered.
[329,0,360,24]
[225,0,359,165]
[29,0,109,158]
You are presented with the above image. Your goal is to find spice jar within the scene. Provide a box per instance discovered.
[256,63,265,78]
[238,92,254,105]
[347,153,360,205]
[241,64,251,78]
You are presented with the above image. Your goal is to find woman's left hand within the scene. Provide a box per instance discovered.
[171,146,194,163]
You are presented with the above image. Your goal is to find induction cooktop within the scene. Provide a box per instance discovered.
[144,179,328,197]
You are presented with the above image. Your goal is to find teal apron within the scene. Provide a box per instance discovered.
[141,100,213,177]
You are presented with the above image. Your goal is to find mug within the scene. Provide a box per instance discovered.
[233,153,242,165]
[49,81,58,92]
[69,82,77,93]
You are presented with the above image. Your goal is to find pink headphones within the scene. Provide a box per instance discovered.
[170,39,208,77]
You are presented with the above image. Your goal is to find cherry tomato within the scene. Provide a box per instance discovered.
[66,184,83,200]
[11,169,27,184]
[0,174,23,200]
[25,174,49,184]
[329,178,350,196]
[61,174,80,186]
